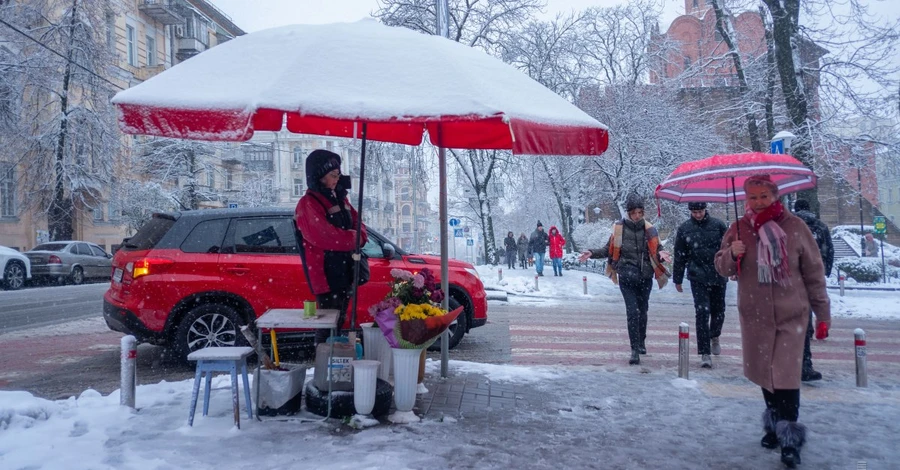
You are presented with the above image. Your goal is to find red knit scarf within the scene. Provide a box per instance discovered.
[744,200,790,286]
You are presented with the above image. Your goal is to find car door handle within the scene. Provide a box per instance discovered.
[225,267,250,275]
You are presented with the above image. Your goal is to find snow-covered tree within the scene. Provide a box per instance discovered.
[0,0,120,240]
[134,137,224,211]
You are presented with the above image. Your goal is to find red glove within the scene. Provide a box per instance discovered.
[815,321,829,340]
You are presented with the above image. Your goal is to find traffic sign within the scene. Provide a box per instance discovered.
[463,226,470,234]
[449,218,460,226]
[228,203,239,209]
[454,228,463,238]
[466,238,474,246]
[770,140,784,154]
[874,216,887,234]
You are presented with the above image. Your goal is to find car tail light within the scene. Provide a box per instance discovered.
[48,255,62,264]
[131,258,174,279]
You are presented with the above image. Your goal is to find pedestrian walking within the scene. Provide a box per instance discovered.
[517,233,529,269]
[548,226,566,276]
[504,231,517,270]
[529,221,549,276]
[864,233,878,257]
[793,199,834,382]
[672,202,728,369]
[578,194,670,365]
[715,175,830,468]
[295,149,368,346]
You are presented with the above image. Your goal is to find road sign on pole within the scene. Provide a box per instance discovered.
[453,228,463,238]
[228,203,238,209]
[449,218,460,227]
[466,238,473,246]
[874,216,886,234]
[770,140,784,154]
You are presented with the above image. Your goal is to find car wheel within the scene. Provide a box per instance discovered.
[304,378,393,419]
[173,303,249,363]
[427,297,466,352]
[70,266,85,285]
[3,261,26,290]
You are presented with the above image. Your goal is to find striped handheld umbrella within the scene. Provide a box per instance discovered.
[655,152,816,221]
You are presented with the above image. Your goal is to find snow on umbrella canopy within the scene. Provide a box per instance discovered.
[655,152,817,204]
[111,20,609,155]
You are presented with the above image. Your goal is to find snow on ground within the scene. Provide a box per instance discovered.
[1,358,898,469]
[476,264,900,320]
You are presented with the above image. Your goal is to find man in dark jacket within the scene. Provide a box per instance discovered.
[794,199,834,381]
[529,221,549,276]
[673,202,728,369]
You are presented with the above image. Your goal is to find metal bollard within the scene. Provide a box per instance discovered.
[855,329,867,387]
[583,276,588,295]
[839,274,845,297]
[120,335,137,408]
[678,323,690,379]
[498,268,502,282]
[534,275,539,291]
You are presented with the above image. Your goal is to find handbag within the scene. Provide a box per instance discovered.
[354,252,370,287]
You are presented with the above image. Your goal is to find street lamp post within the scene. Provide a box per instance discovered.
[858,158,866,255]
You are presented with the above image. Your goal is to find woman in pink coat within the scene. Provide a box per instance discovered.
[715,175,830,468]
[548,226,566,277]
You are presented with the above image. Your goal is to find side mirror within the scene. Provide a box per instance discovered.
[107,253,113,259]
[382,243,396,259]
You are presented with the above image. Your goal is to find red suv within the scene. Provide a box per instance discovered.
[103,207,488,361]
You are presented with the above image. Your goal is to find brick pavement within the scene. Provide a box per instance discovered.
[415,296,900,418]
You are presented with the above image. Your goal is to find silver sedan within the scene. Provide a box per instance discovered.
[26,241,112,285]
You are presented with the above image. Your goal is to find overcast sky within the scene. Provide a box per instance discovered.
[207,0,687,33]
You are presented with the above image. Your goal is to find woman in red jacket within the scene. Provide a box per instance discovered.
[548,225,566,276]
[295,149,367,344]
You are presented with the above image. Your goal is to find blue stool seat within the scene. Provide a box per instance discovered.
[187,346,254,429]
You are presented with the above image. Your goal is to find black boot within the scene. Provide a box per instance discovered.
[776,420,806,468]
[760,409,779,449]
[801,368,822,382]
[629,349,640,365]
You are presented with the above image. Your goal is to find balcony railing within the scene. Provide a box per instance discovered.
[133,64,166,81]
[139,0,184,25]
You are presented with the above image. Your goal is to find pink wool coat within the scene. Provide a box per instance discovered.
[715,211,831,391]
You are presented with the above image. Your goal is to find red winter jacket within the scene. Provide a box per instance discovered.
[295,191,368,295]
[548,226,566,259]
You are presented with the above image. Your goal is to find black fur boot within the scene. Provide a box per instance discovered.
[776,420,807,468]
[760,408,779,449]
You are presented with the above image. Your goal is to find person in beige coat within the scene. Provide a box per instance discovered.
[714,175,831,469]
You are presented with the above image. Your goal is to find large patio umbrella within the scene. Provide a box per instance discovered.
[655,152,816,222]
[112,20,609,375]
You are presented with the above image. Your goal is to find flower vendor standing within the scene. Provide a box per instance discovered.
[369,268,462,423]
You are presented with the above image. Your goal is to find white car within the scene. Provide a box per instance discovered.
[1,245,31,290]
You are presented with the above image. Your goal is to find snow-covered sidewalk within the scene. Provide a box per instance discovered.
[2,358,897,469]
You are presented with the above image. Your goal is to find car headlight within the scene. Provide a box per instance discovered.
[464,268,480,279]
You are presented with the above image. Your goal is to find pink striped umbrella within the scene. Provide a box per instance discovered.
[655,152,816,205]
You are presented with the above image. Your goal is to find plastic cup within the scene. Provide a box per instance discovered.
[304,300,317,318]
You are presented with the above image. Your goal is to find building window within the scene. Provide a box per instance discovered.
[326,141,334,151]
[714,29,723,41]
[400,187,410,201]
[107,200,120,221]
[683,56,691,70]
[126,25,136,66]
[693,0,699,8]
[93,206,103,221]
[401,205,411,216]
[293,178,304,196]
[146,35,156,66]
[1,164,15,217]
[402,223,411,233]
[225,169,234,190]
[206,171,215,189]
[242,144,274,171]
[293,147,304,168]
[890,189,894,203]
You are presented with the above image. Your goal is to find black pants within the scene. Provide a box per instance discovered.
[762,388,800,422]
[518,252,527,268]
[803,312,814,371]
[506,250,516,269]
[314,291,349,345]
[619,277,653,351]
[690,281,727,355]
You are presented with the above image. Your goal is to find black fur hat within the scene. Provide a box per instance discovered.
[688,202,707,210]
[305,149,342,190]
[625,194,645,212]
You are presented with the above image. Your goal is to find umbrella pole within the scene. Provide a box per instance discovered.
[438,131,450,378]
[350,122,368,331]
[731,176,740,241]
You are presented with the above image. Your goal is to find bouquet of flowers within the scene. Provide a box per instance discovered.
[367,268,463,349]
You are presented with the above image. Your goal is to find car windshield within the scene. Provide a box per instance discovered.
[31,243,69,252]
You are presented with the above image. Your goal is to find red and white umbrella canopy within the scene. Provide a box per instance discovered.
[655,152,817,203]
[111,20,608,156]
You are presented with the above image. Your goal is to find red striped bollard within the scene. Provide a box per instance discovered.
[120,335,137,408]
[583,276,588,295]
[855,329,867,387]
[498,268,502,282]
[678,323,690,379]
[534,275,539,291]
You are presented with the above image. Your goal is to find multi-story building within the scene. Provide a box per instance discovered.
[0,0,244,252]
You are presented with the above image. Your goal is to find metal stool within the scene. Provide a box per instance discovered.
[187,346,254,429]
